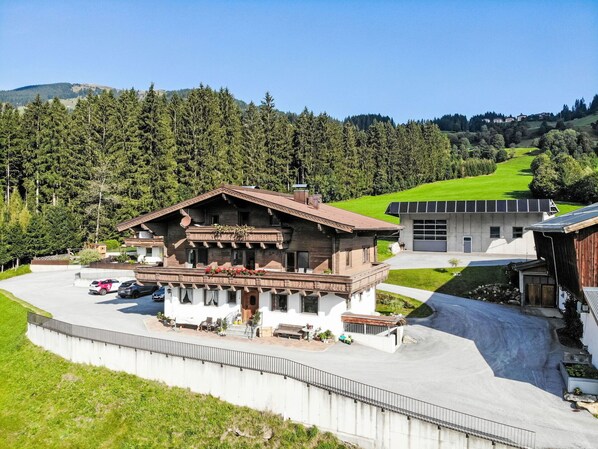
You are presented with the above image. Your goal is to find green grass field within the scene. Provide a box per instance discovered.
[0,264,31,281]
[332,148,582,223]
[0,293,346,449]
[385,266,508,299]
[376,290,433,318]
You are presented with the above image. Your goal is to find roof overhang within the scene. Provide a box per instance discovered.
[117,185,401,234]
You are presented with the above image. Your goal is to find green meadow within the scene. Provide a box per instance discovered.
[0,292,346,449]
[332,148,582,223]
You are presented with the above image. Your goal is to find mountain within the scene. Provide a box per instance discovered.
[0,83,112,106]
[0,82,248,110]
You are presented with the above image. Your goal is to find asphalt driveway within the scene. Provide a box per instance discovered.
[1,270,597,448]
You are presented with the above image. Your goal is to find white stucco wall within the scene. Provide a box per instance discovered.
[581,311,598,369]
[27,323,522,449]
[163,287,376,336]
[400,212,546,255]
[165,288,240,324]
[136,245,164,264]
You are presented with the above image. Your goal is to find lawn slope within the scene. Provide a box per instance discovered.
[0,293,346,449]
[332,148,581,222]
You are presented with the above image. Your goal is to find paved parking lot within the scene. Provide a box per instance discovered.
[385,250,529,269]
[2,270,597,448]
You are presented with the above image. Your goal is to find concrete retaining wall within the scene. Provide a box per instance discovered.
[27,324,520,449]
[30,264,82,273]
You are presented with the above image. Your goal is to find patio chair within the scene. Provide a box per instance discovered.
[200,317,213,331]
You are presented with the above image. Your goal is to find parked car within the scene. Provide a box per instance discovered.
[152,286,166,302]
[89,279,121,295]
[118,280,158,298]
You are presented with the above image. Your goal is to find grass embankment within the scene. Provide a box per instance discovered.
[332,148,582,222]
[0,294,346,449]
[385,266,508,299]
[376,290,433,318]
[0,264,31,281]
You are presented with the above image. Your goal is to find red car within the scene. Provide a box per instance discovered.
[89,279,121,295]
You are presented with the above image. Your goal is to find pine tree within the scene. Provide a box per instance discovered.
[219,88,243,185]
[241,102,267,187]
[0,104,22,204]
[20,95,49,211]
[137,84,178,211]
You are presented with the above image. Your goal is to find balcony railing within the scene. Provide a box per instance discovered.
[136,263,390,297]
[124,236,165,248]
[185,226,292,248]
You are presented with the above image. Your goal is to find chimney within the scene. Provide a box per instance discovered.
[308,194,322,209]
[292,184,309,204]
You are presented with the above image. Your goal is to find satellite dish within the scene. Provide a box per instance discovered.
[180,215,192,228]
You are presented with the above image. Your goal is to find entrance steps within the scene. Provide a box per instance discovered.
[225,324,255,339]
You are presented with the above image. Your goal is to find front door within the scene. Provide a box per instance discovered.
[541,284,556,307]
[463,236,472,253]
[241,290,259,322]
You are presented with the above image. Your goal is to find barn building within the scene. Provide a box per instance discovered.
[385,199,558,255]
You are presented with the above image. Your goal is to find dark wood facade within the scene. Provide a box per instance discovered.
[533,223,598,298]
[118,186,399,296]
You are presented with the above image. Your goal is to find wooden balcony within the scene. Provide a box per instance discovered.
[185,226,293,248]
[124,236,165,248]
[136,263,390,297]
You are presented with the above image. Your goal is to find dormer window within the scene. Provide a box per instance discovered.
[239,211,250,226]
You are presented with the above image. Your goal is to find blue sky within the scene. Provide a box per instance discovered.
[0,0,597,122]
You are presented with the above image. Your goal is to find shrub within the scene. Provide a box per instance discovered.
[566,364,598,380]
[562,298,583,343]
[448,258,461,268]
[104,239,120,251]
[78,249,102,265]
[115,252,131,263]
[467,283,520,304]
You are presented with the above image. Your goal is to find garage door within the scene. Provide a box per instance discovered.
[413,220,447,252]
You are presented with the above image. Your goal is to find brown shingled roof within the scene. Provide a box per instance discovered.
[117,185,401,233]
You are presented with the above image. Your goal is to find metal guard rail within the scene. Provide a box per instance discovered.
[27,312,535,449]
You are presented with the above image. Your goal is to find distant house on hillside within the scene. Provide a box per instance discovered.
[117,185,404,351]
[517,114,527,121]
[482,118,491,123]
[385,199,558,255]
[493,118,504,124]
[504,116,515,123]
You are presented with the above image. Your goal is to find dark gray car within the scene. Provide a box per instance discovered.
[117,280,158,298]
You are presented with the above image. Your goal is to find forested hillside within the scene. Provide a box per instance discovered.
[0,85,499,268]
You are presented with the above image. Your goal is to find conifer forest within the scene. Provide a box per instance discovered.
[0,85,496,267]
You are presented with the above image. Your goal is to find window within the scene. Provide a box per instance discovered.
[286,252,296,272]
[187,248,208,267]
[512,227,523,239]
[179,288,193,304]
[297,251,309,272]
[301,295,318,314]
[270,214,281,226]
[490,226,501,239]
[362,247,370,263]
[232,249,255,269]
[227,291,237,304]
[413,220,447,241]
[204,290,218,306]
[271,294,288,312]
[146,247,154,257]
[238,211,250,226]
[345,250,352,267]
[210,215,219,225]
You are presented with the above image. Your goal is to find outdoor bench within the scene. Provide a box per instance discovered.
[273,324,304,339]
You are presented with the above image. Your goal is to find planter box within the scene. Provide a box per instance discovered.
[560,362,598,395]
